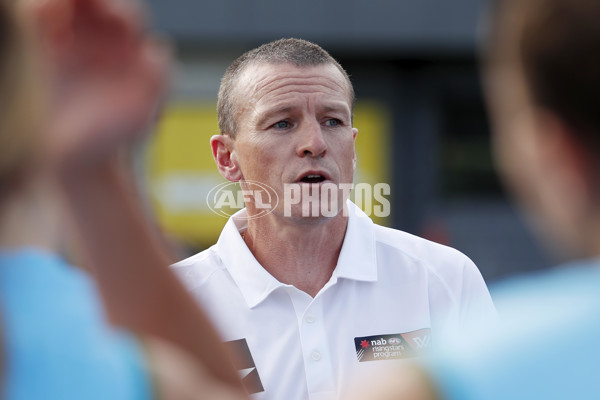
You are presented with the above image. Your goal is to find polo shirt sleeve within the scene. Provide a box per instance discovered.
[426,252,497,336]
[456,258,498,328]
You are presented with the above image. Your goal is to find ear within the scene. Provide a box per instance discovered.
[210,134,242,182]
[352,128,358,170]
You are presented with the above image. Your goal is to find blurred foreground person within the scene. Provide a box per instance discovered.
[0,0,246,398]
[348,0,600,399]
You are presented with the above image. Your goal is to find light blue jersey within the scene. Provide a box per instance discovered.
[0,249,152,400]
[429,260,600,400]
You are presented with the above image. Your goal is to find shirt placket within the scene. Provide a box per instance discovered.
[286,287,336,400]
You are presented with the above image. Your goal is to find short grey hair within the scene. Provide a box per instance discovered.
[217,38,355,137]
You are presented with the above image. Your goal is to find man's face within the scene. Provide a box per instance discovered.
[230,62,357,221]
[486,60,541,210]
[486,57,584,255]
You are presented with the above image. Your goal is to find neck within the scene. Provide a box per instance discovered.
[0,175,63,252]
[244,211,348,297]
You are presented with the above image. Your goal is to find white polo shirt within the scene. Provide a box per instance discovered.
[172,201,495,400]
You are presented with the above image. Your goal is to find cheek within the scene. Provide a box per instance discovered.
[493,126,523,184]
[235,138,285,181]
[493,117,543,211]
[487,65,542,202]
[337,139,357,179]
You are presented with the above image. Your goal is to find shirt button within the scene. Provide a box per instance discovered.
[311,351,321,361]
[305,315,316,323]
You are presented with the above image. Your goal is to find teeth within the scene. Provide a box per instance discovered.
[300,174,325,183]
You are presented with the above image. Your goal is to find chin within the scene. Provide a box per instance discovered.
[526,208,583,262]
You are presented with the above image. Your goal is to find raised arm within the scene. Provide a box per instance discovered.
[26,0,243,392]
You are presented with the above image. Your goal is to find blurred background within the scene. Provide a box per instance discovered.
[142,0,558,284]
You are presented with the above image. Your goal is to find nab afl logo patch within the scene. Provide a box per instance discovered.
[354,329,431,362]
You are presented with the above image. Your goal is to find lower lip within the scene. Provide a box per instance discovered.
[297,179,332,185]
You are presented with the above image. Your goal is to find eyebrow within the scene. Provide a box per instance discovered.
[254,106,295,127]
[253,103,352,127]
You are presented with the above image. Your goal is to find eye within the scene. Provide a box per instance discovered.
[324,118,342,127]
[272,120,291,130]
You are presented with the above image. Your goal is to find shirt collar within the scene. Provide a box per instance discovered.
[333,200,378,283]
[215,208,286,309]
[215,200,378,309]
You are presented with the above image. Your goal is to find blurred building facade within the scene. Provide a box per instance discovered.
[143,0,555,283]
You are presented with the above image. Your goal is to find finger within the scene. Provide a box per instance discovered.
[28,0,148,55]
[23,0,75,52]
[79,0,148,40]
[122,36,172,141]
[49,36,172,169]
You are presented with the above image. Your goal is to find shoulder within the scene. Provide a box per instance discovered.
[373,224,477,277]
[365,224,495,330]
[429,265,600,400]
[370,225,491,308]
[170,246,225,291]
[491,262,600,320]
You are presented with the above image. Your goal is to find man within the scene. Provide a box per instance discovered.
[172,38,495,400]
[348,0,600,399]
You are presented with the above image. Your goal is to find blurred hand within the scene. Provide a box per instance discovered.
[344,364,439,400]
[27,0,169,172]
[145,338,248,400]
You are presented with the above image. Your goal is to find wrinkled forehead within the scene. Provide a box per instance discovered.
[234,61,354,109]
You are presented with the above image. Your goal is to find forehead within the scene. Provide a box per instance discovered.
[234,62,353,112]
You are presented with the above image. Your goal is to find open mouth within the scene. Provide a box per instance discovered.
[300,174,326,184]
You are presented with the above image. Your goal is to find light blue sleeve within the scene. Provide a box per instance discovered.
[0,249,154,400]
[426,265,600,400]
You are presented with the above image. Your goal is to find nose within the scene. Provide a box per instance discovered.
[296,120,327,158]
